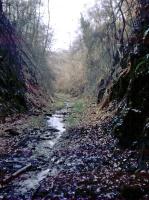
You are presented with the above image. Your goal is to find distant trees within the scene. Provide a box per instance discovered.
[51,40,86,96]
[3,0,53,52]
[53,0,141,96]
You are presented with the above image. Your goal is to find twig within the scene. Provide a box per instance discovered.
[2,163,32,184]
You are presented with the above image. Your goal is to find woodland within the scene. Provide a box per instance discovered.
[0,0,148,199]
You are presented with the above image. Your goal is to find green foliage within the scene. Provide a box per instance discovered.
[53,100,65,111]
[72,99,86,113]
[52,93,70,111]
[67,98,86,127]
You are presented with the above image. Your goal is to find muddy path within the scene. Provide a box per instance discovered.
[0,106,69,199]
[0,102,148,200]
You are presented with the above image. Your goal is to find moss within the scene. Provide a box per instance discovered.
[67,98,86,127]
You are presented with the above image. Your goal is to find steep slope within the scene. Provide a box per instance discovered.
[97,1,149,153]
[0,11,27,117]
[0,8,50,120]
[109,1,149,147]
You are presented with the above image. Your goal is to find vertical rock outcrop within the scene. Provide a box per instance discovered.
[110,1,149,151]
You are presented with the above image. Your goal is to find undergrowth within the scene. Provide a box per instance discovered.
[67,98,86,127]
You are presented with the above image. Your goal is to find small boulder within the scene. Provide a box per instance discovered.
[5,128,20,136]
[46,113,52,117]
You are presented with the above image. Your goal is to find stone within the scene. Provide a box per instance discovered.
[5,128,20,136]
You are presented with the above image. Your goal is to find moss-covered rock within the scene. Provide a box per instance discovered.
[109,2,149,148]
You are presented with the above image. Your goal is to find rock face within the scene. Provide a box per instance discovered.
[100,2,149,149]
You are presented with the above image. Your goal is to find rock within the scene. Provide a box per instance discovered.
[61,111,67,116]
[114,108,145,147]
[5,128,20,136]
[45,113,52,117]
[45,127,59,132]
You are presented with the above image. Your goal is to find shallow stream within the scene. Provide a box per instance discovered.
[0,108,67,199]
